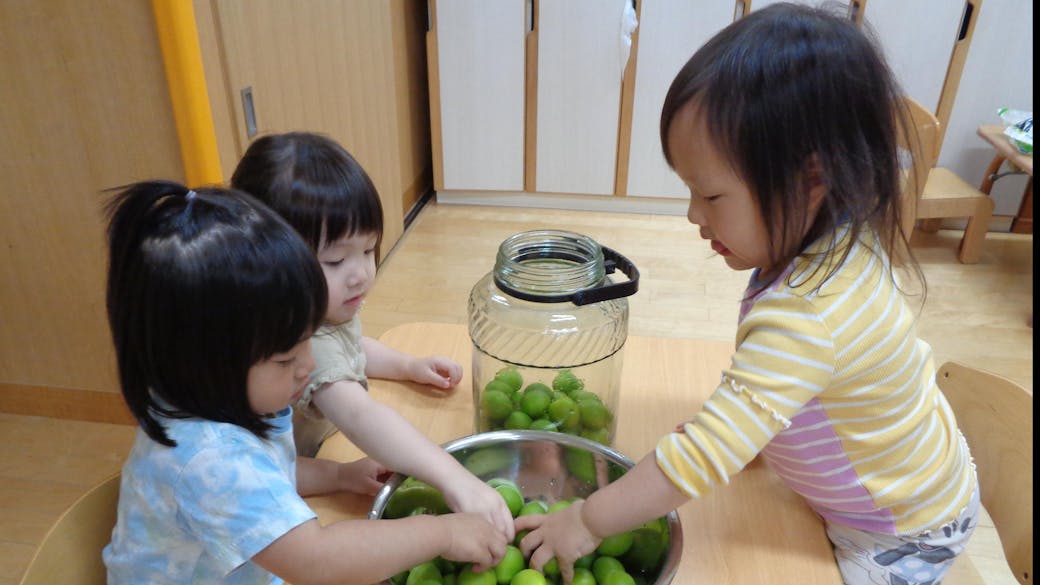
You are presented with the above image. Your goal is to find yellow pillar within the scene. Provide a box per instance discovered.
[152,0,223,186]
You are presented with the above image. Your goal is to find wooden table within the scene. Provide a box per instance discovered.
[977,124,1033,234]
[305,322,1009,583]
[307,322,842,584]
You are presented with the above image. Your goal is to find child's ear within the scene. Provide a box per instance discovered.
[805,154,827,212]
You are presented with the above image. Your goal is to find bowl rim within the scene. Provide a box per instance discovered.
[368,429,684,584]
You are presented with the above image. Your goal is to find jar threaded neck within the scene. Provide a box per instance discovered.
[494,230,605,297]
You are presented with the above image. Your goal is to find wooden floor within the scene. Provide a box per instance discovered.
[0,201,1032,584]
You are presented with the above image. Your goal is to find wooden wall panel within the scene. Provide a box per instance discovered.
[0,1,183,406]
[194,0,242,183]
[210,0,430,256]
[2,0,434,421]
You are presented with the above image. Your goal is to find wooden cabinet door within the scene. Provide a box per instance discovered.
[209,0,412,256]
[432,0,527,192]
[626,0,738,199]
[535,0,629,195]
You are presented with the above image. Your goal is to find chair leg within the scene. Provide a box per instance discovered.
[1010,178,1032,234]
[957,198,995,264]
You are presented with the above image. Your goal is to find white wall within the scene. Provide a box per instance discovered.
[939,0,1033,220]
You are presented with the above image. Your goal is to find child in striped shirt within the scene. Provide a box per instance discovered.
[516,5,978,585]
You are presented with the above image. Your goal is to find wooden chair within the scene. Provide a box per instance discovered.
[18,472,120,585]
[900,97,995,263]
[937,362,1033,584]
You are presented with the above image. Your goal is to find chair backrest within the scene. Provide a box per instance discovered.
[900,96,941,171]
[897,97,942,235]
[18,472,120,585]
[937,362,1033,585]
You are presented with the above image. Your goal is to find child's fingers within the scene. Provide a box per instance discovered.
[438,357,462,379]
[559,561,576,585]
[514,513,545,533]
[526,540,554,573]
[469,528,507,572]
[493,503,516,541]
[426,355,463,387]
[447,363,463,386]
[518,529,543,558]
[489,531,508,564]
[413,369,447,390]
[429,375,453,391]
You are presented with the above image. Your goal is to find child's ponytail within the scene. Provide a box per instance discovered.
[104,181,196,444]
[104,180,190,299]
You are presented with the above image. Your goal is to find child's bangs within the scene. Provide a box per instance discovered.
[318,183,383,247]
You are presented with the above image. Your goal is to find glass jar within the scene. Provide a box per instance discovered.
[468,229,639,446]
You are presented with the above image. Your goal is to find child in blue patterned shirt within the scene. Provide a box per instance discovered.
[101,181,508,585]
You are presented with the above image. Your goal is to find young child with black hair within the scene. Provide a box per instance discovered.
[231,132,515,534]
[516,5,978,585]
[102,181,508,585]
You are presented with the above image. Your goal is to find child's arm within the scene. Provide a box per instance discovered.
[361,336,462,390]
[254,513,507,585]
[295,455,390,497]
[312,380,515,540]
[516,452,689,584]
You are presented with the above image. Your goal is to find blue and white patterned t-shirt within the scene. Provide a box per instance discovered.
[103,407,316,584]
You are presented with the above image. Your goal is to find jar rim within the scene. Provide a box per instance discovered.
[495,230,606,297]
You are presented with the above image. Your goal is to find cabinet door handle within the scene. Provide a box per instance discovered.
[241,86,258,139]
[957,0,976,41]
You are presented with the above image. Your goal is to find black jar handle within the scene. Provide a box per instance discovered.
[493,245,640,305]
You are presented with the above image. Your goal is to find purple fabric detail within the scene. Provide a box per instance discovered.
[762,398,898,534]
[818,508,900,534]
[767,421,846,448]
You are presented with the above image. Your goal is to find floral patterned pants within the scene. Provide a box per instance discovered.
[826,486,980,585]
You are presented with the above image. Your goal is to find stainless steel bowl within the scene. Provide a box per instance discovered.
[370,430,682,584]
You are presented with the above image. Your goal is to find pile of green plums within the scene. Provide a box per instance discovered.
[478,368,615,445]
[386,477,670,585]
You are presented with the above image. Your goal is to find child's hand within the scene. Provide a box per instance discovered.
[336,457,391,496]
[437,512,509,572]
[407,355,463,391]
[515,500,601,585]
[442,474,516,542]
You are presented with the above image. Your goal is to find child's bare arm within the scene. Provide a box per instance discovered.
[517,452,689,584]
[361,336,462,390]
[295,455,389,497]
[253,513,507,585]
[313,380,515,540]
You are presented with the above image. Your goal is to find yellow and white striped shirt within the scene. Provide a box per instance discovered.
[656,230,975,535]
